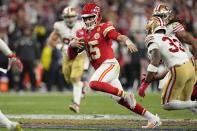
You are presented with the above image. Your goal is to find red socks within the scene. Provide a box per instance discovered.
[89,81,124,97]
[118,98,146,115]
[89,81,146,116]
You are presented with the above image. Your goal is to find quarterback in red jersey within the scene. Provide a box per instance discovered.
[68,3,161,128]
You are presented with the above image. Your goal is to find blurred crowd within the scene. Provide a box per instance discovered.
[0,0,196,92]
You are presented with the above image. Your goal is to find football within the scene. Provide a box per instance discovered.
[74,39,86,53]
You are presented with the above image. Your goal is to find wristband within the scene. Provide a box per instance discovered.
[147,64,158,72]
[125,39,134,46]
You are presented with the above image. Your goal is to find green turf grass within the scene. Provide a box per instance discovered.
[0,92,196,130]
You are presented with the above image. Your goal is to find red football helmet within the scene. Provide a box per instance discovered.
[81,3,102,30]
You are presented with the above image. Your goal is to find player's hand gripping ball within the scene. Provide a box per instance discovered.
[74,38,86,53]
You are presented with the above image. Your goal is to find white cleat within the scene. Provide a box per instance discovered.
[124,93,136,109]
[69,103,80,113]
[142,114,161,129]
[7,122,23,131]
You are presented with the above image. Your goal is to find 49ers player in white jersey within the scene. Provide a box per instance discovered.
[152,3,197,104]
[48,7,86,113]
[138,16,197,111]
[68,3,161,128]
[0,39,23,131]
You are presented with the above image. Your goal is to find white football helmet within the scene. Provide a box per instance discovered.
[146,16,166,34]
[152,3,172,24]
[62,7,78,28]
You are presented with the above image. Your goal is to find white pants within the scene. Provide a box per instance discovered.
[90,59,123,101]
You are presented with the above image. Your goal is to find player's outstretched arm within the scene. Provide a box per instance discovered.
[176,30,197,59]
[138,49,161,97]
[0,38,23,72]
[117,35,138,53]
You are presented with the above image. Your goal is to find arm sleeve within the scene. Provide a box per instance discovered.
[148,42,159,53]
[0,38,12,56]
[107,29,121,40]
[102,22,121,39]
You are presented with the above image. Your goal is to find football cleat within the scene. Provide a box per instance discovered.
[7,122,23,131]
[124,93,136,109]
[142,114,161,129]
[69,103,80,113]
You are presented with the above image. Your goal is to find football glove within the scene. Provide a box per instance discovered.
[8,54,23,72]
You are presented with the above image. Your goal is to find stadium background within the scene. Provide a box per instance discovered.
[0,0,196,92]
[0,0,197,130]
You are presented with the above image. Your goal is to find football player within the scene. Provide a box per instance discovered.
[47,7,87,113]
[138,16,197,111]
[152,3,197,101]
[68,3,161,128]
[0,38,23,131]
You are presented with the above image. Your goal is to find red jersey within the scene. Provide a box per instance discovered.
[79,22,120,69]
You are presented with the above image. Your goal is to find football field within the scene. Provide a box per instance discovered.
[0,92,196,130]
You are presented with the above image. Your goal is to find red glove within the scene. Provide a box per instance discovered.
[138,78,150,97]
[8,54,23,72]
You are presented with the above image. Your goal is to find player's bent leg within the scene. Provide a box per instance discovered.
[68,54,85,113]
[89,81,126,98]
[110,79,161,128]
[62,59,72,83]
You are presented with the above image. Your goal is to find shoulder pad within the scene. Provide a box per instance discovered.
[145,35,155,47]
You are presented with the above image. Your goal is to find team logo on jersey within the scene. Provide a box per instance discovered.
[94,33,100,39]
[97,27,100,32]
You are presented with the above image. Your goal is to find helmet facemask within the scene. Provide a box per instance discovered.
[82,14,98,30]
[81,3,102,31]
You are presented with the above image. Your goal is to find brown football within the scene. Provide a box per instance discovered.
[74,39,86,53]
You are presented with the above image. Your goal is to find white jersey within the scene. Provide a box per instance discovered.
[53,20,84,53]
[145,33,189,68]
[166,22,193,58]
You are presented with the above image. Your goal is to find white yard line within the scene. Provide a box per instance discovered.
[6,114,197,122]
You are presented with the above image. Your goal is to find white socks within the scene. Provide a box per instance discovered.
[163,100,197,110]
[143,110,157,122]
[73,81,83,105]
[0,110,12,128]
